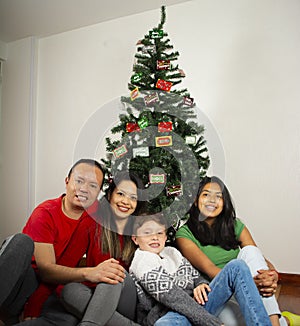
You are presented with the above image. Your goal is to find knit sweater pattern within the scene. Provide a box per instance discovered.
[129,247,222,326]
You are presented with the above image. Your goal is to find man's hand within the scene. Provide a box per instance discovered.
[83,258,126,284]
[34,243,126,284]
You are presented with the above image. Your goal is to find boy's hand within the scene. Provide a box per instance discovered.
[193,283,211,305]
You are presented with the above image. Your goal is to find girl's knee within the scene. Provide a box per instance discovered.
[227,259,249,273]
[238,245,262,260]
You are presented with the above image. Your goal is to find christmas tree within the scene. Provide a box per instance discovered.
[101,6,210,227]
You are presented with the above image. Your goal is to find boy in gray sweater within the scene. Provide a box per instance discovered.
[130,213,271,326]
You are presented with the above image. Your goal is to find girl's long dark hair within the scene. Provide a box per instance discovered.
[96,171,145,264]
[187,176,240,250]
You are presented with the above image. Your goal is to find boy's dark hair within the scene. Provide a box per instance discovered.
[133,212,169,236]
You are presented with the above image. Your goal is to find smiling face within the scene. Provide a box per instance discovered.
[109,180,138,219]
[132,220,167,255]
[64,163,103,213]
[197,182,224,221]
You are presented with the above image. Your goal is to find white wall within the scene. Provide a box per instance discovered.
[1,0,300,273]
[0,37,38,241]
[0,40,8,60]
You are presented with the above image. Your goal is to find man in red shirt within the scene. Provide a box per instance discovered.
[0,159,125,325]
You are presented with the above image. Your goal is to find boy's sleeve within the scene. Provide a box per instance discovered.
[161,286,222,326]
[132,265,221,326]
[181,256,210,287]
[130,247,223,325]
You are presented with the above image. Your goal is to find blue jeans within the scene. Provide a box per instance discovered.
[237,246,287,326]
[155,260,271,326]
[154,311,191,326]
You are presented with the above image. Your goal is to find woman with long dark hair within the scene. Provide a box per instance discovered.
[176,176,297,326]
[61,171,145,326]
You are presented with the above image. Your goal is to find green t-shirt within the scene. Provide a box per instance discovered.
[176,218,245,269]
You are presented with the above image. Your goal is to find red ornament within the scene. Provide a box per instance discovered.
[156,79,173,92]
[156,60,170,70]
[158,121,173,132]
[126,122,140,133]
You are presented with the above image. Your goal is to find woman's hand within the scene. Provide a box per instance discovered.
[193,283,211,305]
[254,269,278,297]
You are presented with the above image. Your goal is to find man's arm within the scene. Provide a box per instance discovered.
[34,242,126,284]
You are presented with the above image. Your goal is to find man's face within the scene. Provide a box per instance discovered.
[65,163,103,210]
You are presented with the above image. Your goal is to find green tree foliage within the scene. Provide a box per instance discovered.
[101,6,209,225]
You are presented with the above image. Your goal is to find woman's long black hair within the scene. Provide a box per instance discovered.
[187,176,240,250]
[96,171,145,264]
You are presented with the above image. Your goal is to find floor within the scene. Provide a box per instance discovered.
[277,273,300,315]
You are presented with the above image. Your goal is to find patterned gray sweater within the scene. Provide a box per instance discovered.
[129,247,222,326]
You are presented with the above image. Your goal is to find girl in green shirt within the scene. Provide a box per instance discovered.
[176,176,298,326]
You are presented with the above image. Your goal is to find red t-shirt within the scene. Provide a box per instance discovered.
[22,195,98,317]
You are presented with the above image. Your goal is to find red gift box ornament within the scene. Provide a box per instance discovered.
[157,60,170,70]
[126,122,140,133]
[156,79,173,92]
[158,121,173,132]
